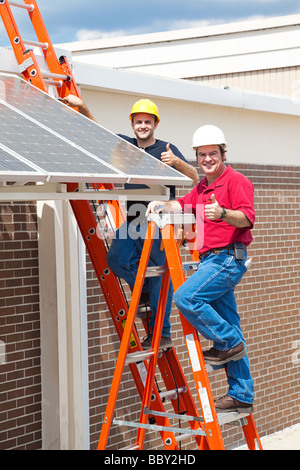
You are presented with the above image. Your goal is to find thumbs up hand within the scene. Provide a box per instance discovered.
[161,143,178,166]
[205,193,223,220]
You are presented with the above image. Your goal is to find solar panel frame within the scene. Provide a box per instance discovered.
[0,143,47,182]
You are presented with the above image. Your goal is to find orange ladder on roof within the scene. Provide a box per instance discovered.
[0,0,80,97]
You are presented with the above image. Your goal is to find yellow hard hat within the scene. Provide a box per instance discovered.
[129,99,160,123]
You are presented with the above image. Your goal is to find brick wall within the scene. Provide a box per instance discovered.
[0,202,41,450]
[1,163,300,449]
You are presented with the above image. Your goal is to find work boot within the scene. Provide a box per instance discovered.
[214,395,253,414]
[141,335,173,351]
[203,342,246,365]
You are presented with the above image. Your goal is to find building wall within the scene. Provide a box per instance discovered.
[189,66,300,99]
[78,88,300,168]
[1,162,300,450]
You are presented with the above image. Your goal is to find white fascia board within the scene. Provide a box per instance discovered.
[73,61,300,118]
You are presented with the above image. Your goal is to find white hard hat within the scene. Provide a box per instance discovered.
[192,125,227,150]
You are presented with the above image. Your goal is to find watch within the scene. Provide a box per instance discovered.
[220,207,227,219]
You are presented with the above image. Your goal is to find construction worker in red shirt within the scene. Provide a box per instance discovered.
[146,125,255,413]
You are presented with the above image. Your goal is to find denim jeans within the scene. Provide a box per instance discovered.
[174,249,254,404]
[106,221,173,337]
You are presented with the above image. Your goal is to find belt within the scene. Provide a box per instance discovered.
[199,243,246,259]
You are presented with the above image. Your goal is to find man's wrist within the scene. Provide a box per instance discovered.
[220,207,227,220]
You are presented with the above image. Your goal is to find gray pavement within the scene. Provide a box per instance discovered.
[236,423,300,450]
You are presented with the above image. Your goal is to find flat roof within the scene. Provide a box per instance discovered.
[56,14,300,52]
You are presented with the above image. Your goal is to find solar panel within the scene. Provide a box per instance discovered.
[0,101,125,183]
[0,73,192,186]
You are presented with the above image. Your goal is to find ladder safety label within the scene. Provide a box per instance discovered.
[185,334,201,372]
[136,361,147,386]
[198,383,214,423]
[121,319,137,348]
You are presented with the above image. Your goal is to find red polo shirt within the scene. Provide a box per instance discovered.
[177,166,255,254]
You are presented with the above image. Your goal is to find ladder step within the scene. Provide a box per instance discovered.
[145,260,249,277]
[113,419,206,437]
[144,406,202,423]
[145,261,199,278]
[199,409,253,426]
[147,212,196,228]
[125,350,154,364]
[217,409,253,426]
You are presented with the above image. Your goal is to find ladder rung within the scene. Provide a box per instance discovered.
[175,433,193,443]
[160,386,187,401]
[44,79,63,88]
[8,0,34,11]
[24,39,48,50]
[145,265,166,277]
[144,406,202,423]
[113,419,206,437]
[125,350,154,364]
[121,443,140,450]
[41,70,71,81]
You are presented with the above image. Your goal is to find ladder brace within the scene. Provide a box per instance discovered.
[113,419,206,437]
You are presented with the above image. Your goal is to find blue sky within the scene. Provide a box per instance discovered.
[0,0,300,47]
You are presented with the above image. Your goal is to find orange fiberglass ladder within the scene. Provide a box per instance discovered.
[98,213,263,450]
[1,0,263,450]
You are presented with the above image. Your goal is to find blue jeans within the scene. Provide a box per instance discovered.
[174,250,254,404]
[106,221,173,337]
